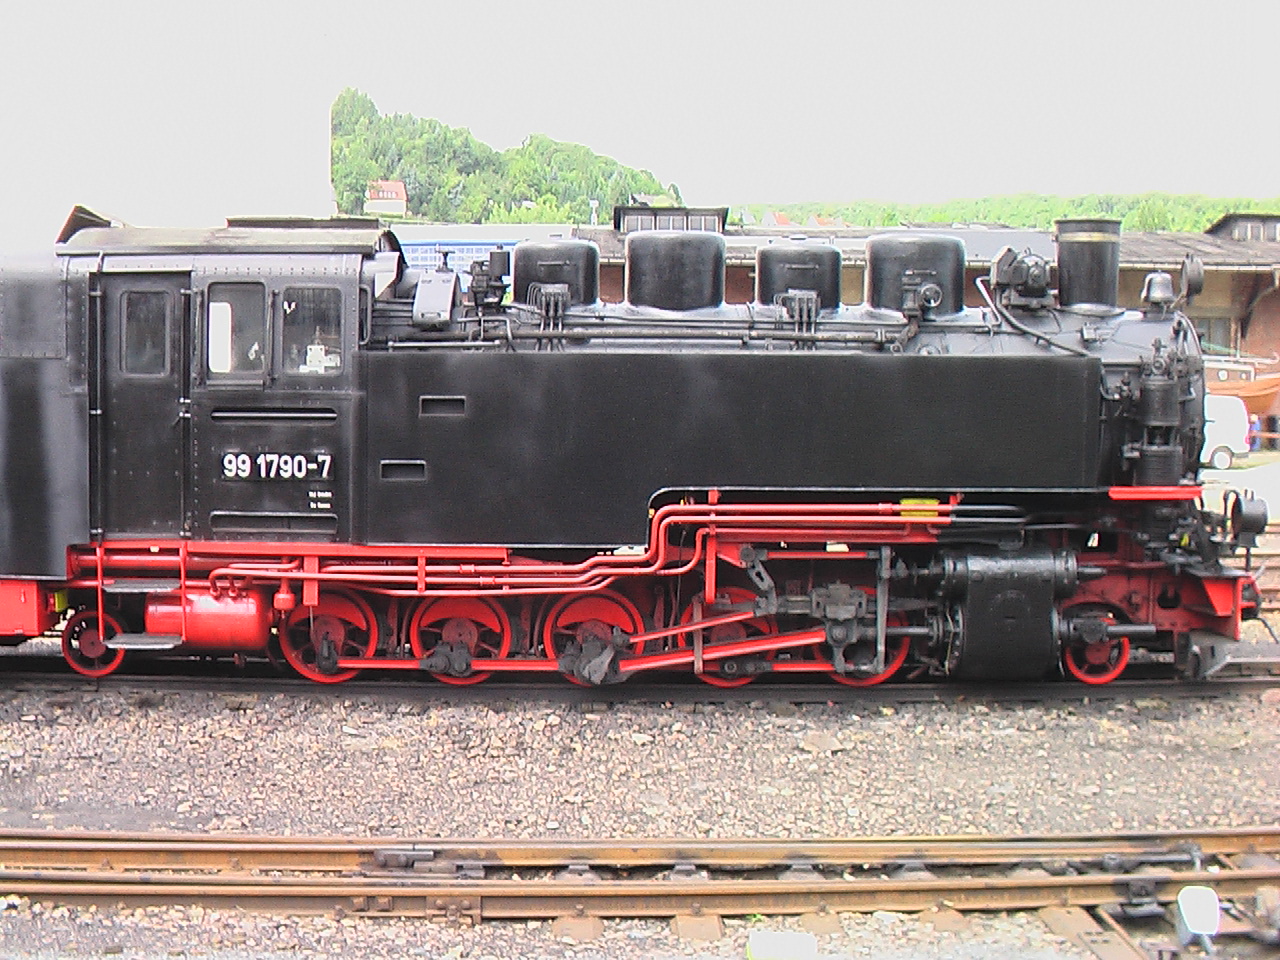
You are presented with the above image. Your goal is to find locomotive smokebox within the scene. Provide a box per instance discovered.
[513,239,600,306]
[625,231,725,311]
[865,235,965,318]
[1054,218,1120,309]
[755,242,842,310]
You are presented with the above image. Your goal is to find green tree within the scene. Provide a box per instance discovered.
[330,137,379,216]
[1124,195,1175,232]
[329,90,675,222]
[744,193,1280,232]
[331,87,378,138]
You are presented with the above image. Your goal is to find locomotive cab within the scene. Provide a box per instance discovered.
[51,221,373,546]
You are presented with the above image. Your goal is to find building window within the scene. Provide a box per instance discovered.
[282,287,342,374]
[1194,316,1236,351]
[618,208,725,234]
[207,282,265,376]
[122,291,168,375]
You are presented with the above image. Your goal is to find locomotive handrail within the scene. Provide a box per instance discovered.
[65,502,1026,601]
[201,501,1019,597]
[379,325,973,348]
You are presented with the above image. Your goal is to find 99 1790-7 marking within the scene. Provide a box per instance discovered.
[222,452,332,481]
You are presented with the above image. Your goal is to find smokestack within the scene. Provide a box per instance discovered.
[1054,218,1121,309]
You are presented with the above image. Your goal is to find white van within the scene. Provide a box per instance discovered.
[1203,394,1251,470]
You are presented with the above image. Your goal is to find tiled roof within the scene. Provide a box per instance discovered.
[1205,212,1280,236]
[1120,231,1280,269]
[367,180,408,202]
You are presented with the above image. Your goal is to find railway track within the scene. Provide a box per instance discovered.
[2,660,1278,705]
[1,828,1277,956]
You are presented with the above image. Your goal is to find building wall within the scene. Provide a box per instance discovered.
[843,265,865,305]
[725,266,753,304]
[364,199,407,217]
[1242,284,1280,359]
[600,264,623,302]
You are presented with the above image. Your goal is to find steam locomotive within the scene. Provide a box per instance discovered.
[0,206,1271,687]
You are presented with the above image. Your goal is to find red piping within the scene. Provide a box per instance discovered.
[202,502,955,594]
[1108,486,1201,501]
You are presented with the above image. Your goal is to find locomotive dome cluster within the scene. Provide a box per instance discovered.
[0,207,1272,687]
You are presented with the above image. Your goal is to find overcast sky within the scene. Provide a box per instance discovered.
[1,0,1277,248]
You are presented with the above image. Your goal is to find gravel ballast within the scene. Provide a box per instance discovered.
[0,901,1097,960]
[0,681,1276,957]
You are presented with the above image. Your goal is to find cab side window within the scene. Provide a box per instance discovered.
[282,287,342,375]
[122,291,168,375]
[207,282,265,376]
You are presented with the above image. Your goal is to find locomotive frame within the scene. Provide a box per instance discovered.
[0,207,1274,687]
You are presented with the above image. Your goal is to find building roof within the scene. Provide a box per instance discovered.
[367,180,407,202]
[1120,231,1280,269]
[1205,212,1280,236]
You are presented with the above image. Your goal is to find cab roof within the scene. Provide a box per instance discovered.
[55,206,397,257]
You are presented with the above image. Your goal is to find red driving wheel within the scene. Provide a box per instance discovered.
[822,631,911,687]
[281,590,379,684]
[778,600,911,687]
[677,586,777,688]
[541,590,645,686]
[803,610,911,687]
[408,596,512,685]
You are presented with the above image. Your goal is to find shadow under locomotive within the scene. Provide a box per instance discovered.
[0,208,1276,688]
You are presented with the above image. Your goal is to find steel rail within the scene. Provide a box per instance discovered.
[1,830,1277,926]
[0,827,1278,872]
[4,866,1279,921]
[3,661,1278,704]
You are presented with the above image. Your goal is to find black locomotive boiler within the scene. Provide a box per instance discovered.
[0,208,1271,686]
